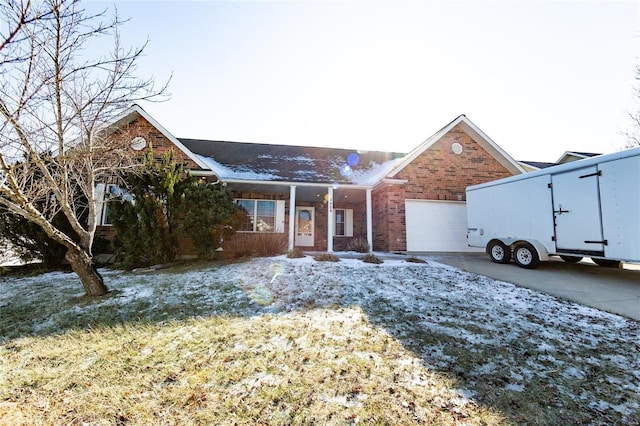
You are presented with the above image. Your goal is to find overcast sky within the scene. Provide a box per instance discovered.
[87,0,639,162]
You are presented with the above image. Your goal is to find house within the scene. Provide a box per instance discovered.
[519,160,556,172]
[555,151,602,164]
[97,105,526,255]
[520,151,602,172]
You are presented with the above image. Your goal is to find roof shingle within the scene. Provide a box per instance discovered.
[179,139,405,185]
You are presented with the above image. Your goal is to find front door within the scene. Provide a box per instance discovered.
[295,207,315,247]
[551,166,605,255]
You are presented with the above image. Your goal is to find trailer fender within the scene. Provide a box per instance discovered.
[488,238,550,261]
[513,239,550,262]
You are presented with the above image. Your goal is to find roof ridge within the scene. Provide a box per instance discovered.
[178,137,405,155]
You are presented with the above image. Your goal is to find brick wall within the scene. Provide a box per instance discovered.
[395,124,513,200]
[332,201,367,251]
[372,124,516,252]
[372,185,406,252]
[111,115,202,170]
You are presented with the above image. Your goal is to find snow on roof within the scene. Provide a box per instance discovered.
[196,154,282,181]
[182,138,406,186]
[349,157,406,185]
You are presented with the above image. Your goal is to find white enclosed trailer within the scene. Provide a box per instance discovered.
[466,147,640,268]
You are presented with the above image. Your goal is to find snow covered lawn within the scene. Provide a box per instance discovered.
[1,255,639,424]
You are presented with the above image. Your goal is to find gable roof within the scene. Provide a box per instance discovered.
[556,151,602,164]
[180,138,405,186]
[387,114,526,177]
[519,160,556,170]
[107,107,525,188]
[108,104,209,170]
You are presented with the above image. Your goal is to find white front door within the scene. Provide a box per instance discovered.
[295,207,315,247]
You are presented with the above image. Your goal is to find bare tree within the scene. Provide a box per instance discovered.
[626,65,640,148]
[0,0,167,296]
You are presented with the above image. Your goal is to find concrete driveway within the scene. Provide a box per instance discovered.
[424,252,640,321]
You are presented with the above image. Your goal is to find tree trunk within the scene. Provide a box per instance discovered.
[65,247,108,297]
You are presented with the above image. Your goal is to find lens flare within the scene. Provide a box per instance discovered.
[347,153,360,167]
[269,262,284,283]
[239,262,285,306]
[250,286,274,306]
[339,164,352,178]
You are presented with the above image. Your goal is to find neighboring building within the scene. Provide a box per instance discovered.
[97,105,526,255]
[555,151,602,164]
[520,151,602,172]
[519,161,556,172]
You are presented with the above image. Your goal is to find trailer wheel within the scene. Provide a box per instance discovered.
[592,258,622,268]
[560,255,583,263]
[488,241,511,264]
[514,243,539,269]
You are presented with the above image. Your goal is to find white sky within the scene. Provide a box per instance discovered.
[86,0,639,162]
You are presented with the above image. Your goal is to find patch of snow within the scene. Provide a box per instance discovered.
[3,255,639,424]
[286,156,315,164]
[196,154,282,180]
[293,170,317,177]
[229,372,285,396]
[456,388,476,400]
[349,158,405,185]
[0,249,24,266]
[505,383,525,392]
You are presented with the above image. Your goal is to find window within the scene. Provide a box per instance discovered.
[98,184,132,226]
[334,208,353,237]
[335,209,346,236]
[236,199,282,233]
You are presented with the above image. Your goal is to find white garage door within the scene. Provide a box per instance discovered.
[405,200,479,252]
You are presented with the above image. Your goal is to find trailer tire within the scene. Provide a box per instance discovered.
[592,258,622,268]
[560,255,583,263]
[514,243,539,269]
[488,241,511,264]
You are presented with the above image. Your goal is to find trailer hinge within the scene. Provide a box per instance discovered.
[551,236,555,241]
[579,170,602,179]
[547,183,552,189]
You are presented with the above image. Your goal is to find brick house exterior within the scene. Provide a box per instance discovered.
[97,106,525,255]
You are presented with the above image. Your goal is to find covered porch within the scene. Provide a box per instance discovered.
[226,180,373,252]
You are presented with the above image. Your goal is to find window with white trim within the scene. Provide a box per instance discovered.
[235,199,285,233]
[334,208,353,237]
[97,184,132,226]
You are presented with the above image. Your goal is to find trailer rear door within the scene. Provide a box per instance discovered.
[551,166,605,255]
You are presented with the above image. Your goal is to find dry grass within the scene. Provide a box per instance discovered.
[286,247,305,259]
[312,253,340,262]
[1,257,638,425]
[346,237,370,253]
[0,308,504,425]
[361,253,383,264]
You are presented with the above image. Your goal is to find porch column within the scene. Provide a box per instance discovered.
[366,188,373,251]
[327,186,334,252]
[288,185,296,251]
